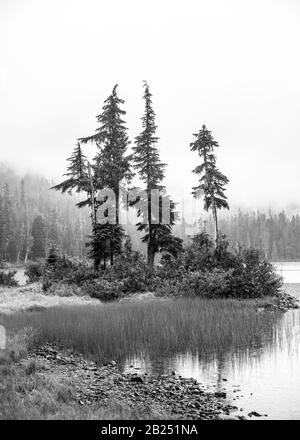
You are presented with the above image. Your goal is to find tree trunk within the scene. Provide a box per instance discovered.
[94,256,99,272]
[213,204,219,245]
[87,162,96,225]
[116,189,119,226]
[146,188,154,270]
[147,244,155,271]
[24,247,29,263]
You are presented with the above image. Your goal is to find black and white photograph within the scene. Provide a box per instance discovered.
[0,0,300,428]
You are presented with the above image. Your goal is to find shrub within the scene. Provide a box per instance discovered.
[157,237,282,299]
[45,282,84,297]
[82,279,125,302]
[47,246,59,266]
[92,252,154,297]
[182,232,215,272]
[25,261,44,283]
[25,256,96,287]
[157,269,232,298]
[0,271,18,287]
[229,248,283,298]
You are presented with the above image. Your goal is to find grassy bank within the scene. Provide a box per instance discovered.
[0,330,173,420]
[0,284,100,315]
[3,297,281,363]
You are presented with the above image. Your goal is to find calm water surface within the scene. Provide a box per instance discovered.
[10,265,300,419]
[125,262,300,420]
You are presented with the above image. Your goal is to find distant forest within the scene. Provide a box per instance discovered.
[0,164,90,263]
[219,211,300,261]
[175,211,300,262]
[1,163,300,263]
[0,164,144,264]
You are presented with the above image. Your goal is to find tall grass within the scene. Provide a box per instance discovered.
[4,298,281,363]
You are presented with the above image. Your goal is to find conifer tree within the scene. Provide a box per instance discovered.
[87,223,124,270]
[0,184,13,261]
[132,82,181,269]
[79,84,132,223]
[80,85,132,267]
[31,215,46,259]
[190,125,229,243]
[52,143,98,237]
[52,143,89,195]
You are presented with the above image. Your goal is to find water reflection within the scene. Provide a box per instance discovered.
[124,295,300,419]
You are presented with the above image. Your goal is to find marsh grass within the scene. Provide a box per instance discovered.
[3,297,281,363]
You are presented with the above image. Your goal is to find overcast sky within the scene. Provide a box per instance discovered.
[0,0,300,211]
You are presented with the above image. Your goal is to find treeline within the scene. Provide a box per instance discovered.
[174,210,300,262]
[0,164,91,263]
[218,211,300,261]
[2,163,300,264]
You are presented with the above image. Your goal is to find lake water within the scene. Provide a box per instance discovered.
[273,261,300,284]
[125,262,300,420]
[7,264,300,419]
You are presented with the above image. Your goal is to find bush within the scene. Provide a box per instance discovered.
[25,256,96,289]
[0,270,18,287]
[43,256,95,284]
[229,248,283,298]
[157,269,232,298]
[82,279,125,302]
[24,233,282,301]
[157,235,282,299]
[25,261,44,283]
[45,282,84,297]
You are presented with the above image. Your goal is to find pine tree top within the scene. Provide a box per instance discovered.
[65,143,88,180]
[79,84,130,151]
[51,143,89,194]
[79,84,132,192]
[190,125,219,158]
[133,81,166,189]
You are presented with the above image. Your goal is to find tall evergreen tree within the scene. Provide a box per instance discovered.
[31,215,47,259]
[132,82,181,269]
[190,125,229,243]
[79,84,132,223]
[0,184,13,261]
[80,85,133,267]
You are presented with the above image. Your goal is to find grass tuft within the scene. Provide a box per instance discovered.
[4,297,281,363]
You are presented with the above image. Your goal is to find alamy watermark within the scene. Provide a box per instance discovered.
[0,325,6,350]
[94,186,204,226]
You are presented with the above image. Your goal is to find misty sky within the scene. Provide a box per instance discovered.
[0,0,300,211]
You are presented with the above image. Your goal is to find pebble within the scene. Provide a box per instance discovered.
[29,343,246,420]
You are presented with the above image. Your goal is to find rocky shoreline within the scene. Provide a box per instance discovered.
[28,344,244,420]
[257,290,299,313]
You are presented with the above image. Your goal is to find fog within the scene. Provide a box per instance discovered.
[0,0,300,210]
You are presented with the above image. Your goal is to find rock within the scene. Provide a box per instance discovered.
[110,360,116,367]
[130,376,144,383]
[214,391,226,398]
[86,366,97,371]
[248,411,263,417]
